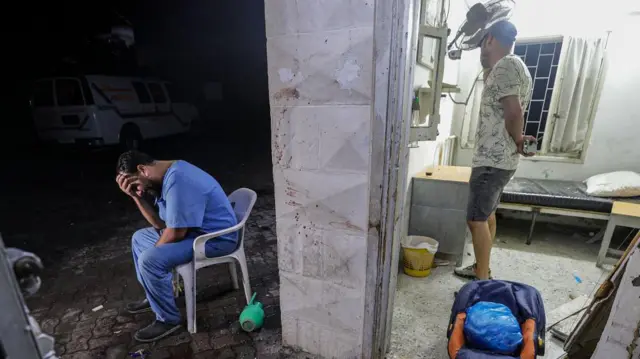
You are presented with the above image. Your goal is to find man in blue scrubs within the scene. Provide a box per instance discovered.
[116,151,238,342]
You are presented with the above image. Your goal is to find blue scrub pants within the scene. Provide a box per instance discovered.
[131,227,237,324]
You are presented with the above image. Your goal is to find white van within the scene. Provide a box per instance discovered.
[30,75,198,149]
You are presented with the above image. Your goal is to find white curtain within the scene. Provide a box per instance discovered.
[545,35,607,155]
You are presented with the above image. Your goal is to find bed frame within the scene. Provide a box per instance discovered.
[497,178,640,268]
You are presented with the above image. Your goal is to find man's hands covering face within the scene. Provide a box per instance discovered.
[116,174,143,198]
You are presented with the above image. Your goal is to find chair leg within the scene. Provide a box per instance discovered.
[229,262,240,290]
[236,250,252,304]
[180,267,198,334]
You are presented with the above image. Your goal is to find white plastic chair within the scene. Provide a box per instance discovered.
[176,188,257,333]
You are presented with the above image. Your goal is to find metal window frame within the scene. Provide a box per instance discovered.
[516,36,563,148]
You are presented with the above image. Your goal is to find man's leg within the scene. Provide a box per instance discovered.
[455,167,511,280]
[133,238,195,342]
[467,220,492,280]
[126,228,161,314]
[136,238,195,324]
[488,212,497,241]
[132,228,161,286]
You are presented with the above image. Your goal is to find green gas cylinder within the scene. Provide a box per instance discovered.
[239,293,264,332]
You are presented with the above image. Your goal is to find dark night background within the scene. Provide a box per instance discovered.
[0,0,273,256]
[0,0,270,149]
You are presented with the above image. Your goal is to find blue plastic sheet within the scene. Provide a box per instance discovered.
[464,301,523,355]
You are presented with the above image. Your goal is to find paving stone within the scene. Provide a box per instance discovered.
[115,315,132,324]
[146,348,171,359]
[54,343,66,356]
[104,344,128,359]
[193,350,219,359]
[88,336,115,350]
[65,349,104,359]
[98,308,119,319]
[112,321,140,332]
[191,332,213,352]
[234,344,257,358]
[40,317,59,334]
[55,320,78,335]
[86,296,106,308]
[212,334,240,350]
[66,332,90,353]
[155,330,191,349]
[213,348,236,359]
[93,317,116,338]
[56,332,72,345]
[88,333,130,350]
[60,308,82,324]
[74,319,95,332]
[168,343,194,358]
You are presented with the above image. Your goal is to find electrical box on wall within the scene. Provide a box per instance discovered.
[410,83,459,142]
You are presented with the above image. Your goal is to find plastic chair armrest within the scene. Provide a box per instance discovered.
[192,222,244,261]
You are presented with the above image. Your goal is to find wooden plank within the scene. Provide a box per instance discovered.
[612,201,640,218]
[413,165,471,183]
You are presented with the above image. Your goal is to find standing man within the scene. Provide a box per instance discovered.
[454,21,534,280]
[115,151,238,342]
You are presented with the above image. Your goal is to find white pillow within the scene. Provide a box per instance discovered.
[585,171,640,197]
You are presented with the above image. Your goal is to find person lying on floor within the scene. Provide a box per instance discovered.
[115,151,238,342]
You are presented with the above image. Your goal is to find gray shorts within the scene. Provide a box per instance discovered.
[467,166,515,221]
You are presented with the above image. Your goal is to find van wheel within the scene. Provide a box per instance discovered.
[120,127,142,151]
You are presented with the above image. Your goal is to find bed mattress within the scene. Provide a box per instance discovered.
[500,178,614,213]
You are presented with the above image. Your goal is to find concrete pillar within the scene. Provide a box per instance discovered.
[264,0,376,357]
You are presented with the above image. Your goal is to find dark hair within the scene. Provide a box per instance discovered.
[116,151,155,174]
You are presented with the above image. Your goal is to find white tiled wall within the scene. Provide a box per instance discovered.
[264,0,375,356]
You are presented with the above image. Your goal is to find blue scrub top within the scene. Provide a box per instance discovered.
[156,161,238,243]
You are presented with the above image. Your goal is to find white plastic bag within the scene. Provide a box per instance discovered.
[403,236,439,252]
[585,171,640,197]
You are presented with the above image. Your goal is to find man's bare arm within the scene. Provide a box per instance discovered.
[155,227,188,247]
[116,174,166,229]
[133,197,166,230]
[501,95,524,143]
[501,95,536,156]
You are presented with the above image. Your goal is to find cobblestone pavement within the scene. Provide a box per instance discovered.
[23,195,298,359]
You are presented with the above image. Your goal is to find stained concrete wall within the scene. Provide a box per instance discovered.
[264,0,375,356]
